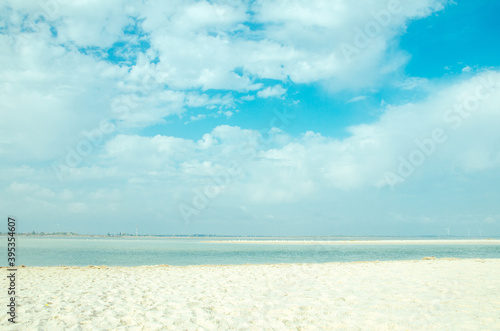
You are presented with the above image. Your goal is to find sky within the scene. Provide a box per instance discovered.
[1,0,499,236]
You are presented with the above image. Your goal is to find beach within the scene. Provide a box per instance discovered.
[2,258,499,330]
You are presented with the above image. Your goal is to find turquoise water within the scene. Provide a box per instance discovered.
[4,237,500,267]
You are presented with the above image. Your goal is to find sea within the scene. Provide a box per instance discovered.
[4,236,500,267]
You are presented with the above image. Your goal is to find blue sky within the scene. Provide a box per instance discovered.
[401,0,500,78]
[1,0,499,236]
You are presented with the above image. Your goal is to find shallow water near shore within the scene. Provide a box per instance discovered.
[7,236,500,267]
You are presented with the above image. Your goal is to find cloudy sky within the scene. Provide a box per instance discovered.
[1,0,499,236]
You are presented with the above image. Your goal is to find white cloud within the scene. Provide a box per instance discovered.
[36,70,497,201]
[190,114,207,121]
[5,0,500,235]
[95,71,500,193]
[104,134,197,169]
[257,85,287,99]
[462,65,473,73]
[0,0,450,163]
[346,95,367,103]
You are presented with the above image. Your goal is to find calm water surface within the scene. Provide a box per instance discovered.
[5,237,500,267]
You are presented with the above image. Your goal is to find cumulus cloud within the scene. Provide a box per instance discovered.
[257,85,287,99]
[33,70,498,199]
[0,0,450,163]
[3,0,450,97]
[94,71,500,201]
[4,0,499,235]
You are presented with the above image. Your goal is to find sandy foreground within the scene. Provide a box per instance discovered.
[1,259,499,330]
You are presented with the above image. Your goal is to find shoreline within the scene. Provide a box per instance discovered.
[4,257,499,269]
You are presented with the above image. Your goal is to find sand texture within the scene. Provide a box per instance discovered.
[2,259,499,330]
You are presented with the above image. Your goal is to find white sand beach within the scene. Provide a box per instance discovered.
[2,258,499,330]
